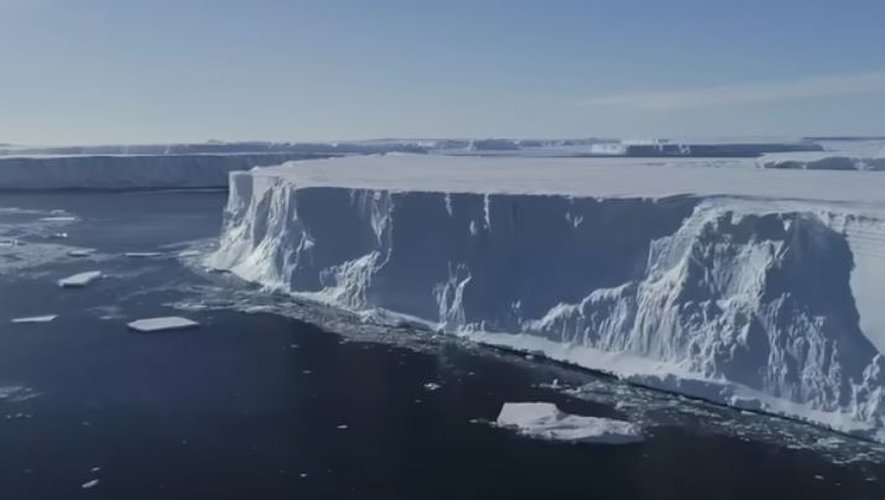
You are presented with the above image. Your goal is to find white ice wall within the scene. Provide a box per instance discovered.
[210,166,885,441]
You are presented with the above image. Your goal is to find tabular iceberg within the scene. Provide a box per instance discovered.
[209,154,885,441]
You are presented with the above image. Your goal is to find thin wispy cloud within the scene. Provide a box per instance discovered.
[581,71,885,111]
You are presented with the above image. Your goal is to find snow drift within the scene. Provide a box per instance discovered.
[209,155,885,441]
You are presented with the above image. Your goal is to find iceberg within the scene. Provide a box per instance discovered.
[58,271,102,288]
[209,154,885,441]
[495,402,642,443]
[127,316,199,332]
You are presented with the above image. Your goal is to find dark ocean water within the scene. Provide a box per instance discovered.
[0,191,883,500]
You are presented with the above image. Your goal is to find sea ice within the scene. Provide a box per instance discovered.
[495,402,643,444]
[126,316,200,332]
[58,271,102,288]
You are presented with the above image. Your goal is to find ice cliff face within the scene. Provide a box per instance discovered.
[210,168,885,440]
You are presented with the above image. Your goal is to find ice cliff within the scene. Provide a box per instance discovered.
[209,155,885,441]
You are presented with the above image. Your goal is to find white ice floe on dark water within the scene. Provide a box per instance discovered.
[127,316,200,332]
[58,271,102,288]
[11,315,58,324]
[495,402,643,444]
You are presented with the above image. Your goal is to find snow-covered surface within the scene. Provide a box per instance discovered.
[239,154,885,204]
[127,316,199,332]
[495,402,642,443]
[11,315,58,324]
[58,271,102,288]
[209,153,885,441]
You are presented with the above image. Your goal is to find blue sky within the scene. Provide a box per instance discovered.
[2,0,885,144]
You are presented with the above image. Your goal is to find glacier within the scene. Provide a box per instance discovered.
[208,154,885,441]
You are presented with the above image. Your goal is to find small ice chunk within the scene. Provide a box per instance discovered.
[81,479,100,489]
[177,250,201,257]
[336,424,348,430]
[496,402,642,444]
[11,315,58,324]
[68,249,96,257]
[124,252,163,258]
[58,271,102,288]
[127,316,199,332]
[90,466,101,473]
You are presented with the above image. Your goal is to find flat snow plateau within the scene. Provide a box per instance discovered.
[211,154,885,442]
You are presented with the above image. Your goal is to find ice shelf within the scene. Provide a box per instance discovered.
[208,153,885,442]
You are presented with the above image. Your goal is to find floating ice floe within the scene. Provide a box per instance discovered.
[67,249,96,257]
[127,316,200,332]
[11,315,58,324]
[495,402,643,444]
[124,252,163,258]
[40,216,77,223]
[80,479,99,489]
[58,271,102,288]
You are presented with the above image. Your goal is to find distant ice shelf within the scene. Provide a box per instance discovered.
[758,149,885,171]
[0,153,323,190]
[208,154,885,442]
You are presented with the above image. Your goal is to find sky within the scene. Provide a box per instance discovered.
[2,0,885,145]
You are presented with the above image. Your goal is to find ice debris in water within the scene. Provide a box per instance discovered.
[58,271,102,288]
[124,252,163,258]
[11,315,58,324]
[496,402,643,444]
[81,479,99,489]
[127,316,200,332]
[68,249,95,257]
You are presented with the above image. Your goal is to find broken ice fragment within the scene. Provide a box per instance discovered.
[127,316,200,332]
[496,402,642,444]
[58,271,102,288]
[11,315,58,324]
[81,479,99,489]
[68,249,96,257]
[124,252,163,258]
